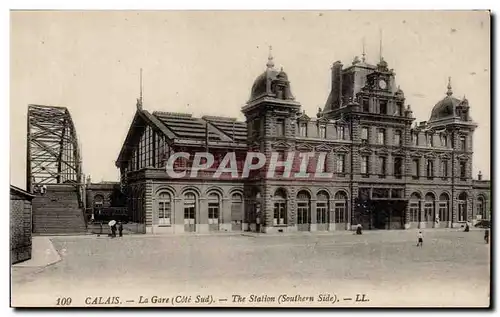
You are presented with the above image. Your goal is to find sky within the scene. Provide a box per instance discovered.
[10,11,490,189]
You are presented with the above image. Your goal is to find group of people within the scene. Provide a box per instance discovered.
[416,224,490,247]
[110,221,123,238]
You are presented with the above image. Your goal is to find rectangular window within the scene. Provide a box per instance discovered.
[334,202,345,223]
[377,129,385,145]
[336,154,345,173]
[337,126,345,140]
[316,202,328,224]
[441,160,449,178]
[361,155,369,176]
[372,188,390,199]
[394,130,402,146]
[394,157,403,179]
[362,99,370,112]
[158,201,172,225]
[427,133,434,147]
[391,189,404,199]
[276,119,285,136]
[412,159,420,179]
[440,134,448,147]
[299,123,307,137]
[319,125,326,138]
[426,159,434,179]
[460,161,467,179]
[361,127,369,143]
[460,136,466,151]
[358,188,370,200]
[411,131,418,146]
[395,103,403,116]
[379,101,387,114]
[379,156,387,178]
[208,202,219,225]
[273,202,286,225]
[409,203,419,222]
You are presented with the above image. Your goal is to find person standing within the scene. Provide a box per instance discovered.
[111,223,116,238]
[416,231,423,247]
[118,221,123,237]
[484,229,489,244]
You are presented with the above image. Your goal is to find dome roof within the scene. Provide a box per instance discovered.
[429,77,468,121]
[249,68,279,101]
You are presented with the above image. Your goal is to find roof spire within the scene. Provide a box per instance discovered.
[362,37,366,62]
[136,68,143,110]
[379,29,383,62]
[446,76,453,96]
[266,45,275,69]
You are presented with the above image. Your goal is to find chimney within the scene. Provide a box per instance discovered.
[331,61,343,108]
[478,171,483,180]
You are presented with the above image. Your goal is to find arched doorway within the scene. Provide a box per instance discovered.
[273,188,287,226]
[334,191,348,230]
[409,192,421,228]
[183,192,197,232]
[231,193,244,231]
[93,194,104,220]
[296,190,311,231]
[424,193,436,228]
[476,196,486,221]
[316,190,330,231]
[438,193,450,228]
[207,192,220,231]
[458,192,467,222]
[157,191,172,226]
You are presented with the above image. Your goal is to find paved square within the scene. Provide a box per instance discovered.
[11,229,490,307]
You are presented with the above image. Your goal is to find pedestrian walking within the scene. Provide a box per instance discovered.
[484,229,489,244]
[464,222,470,232]
[416,231,423,247]
[356,224,363,235]
[118,221,123,237]
[109,220,117,238]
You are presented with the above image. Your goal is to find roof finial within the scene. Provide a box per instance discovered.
[446,76,453,96]
[362,37,366,62]
[379,29,383,62]
[136,68,143,110]
[266,45,275,69]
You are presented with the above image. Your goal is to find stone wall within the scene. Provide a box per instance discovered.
[10,189,33,264]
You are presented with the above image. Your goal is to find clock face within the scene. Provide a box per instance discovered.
[378,79,387,89]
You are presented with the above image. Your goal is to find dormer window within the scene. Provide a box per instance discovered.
[299,122,307,137]
[440,133,448,147]
[276,118,285,137]
[460,136,466,151]
[362,99,370,112]
[426,133,434,147]
[337,125,345,140]
[395,103,403,116]
[319,125,326,139]
[379,101,388,115]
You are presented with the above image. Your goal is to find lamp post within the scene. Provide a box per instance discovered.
[255,192,262,232]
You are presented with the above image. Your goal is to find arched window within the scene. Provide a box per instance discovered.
[424,193,435,222]
[477,196,486,220]
[409,192,421,223]
[184,192,197,232]
[316,191,330,226]
[207,192,220,226]
[273,188,287,226]
[458,192,467,222]
[94,195,104,209]
[296,190,311,228]
[438,193,450,223]
[158,192,172,225]
[334,191,348,223]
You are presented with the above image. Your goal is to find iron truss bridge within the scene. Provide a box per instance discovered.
[26,104,84,194]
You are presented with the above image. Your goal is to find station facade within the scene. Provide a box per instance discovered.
[115,52,490,234]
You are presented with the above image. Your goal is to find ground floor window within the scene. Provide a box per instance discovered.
[297,201,310,224]
[208,193,220,225]
[273,202,286,225]
[316,202,328,224]
[424,202,434,222]
[458,202,467,222]
[438,202,448,222]
[158,192,172,225]
[409,202,419,222]
[334,202,345,223]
